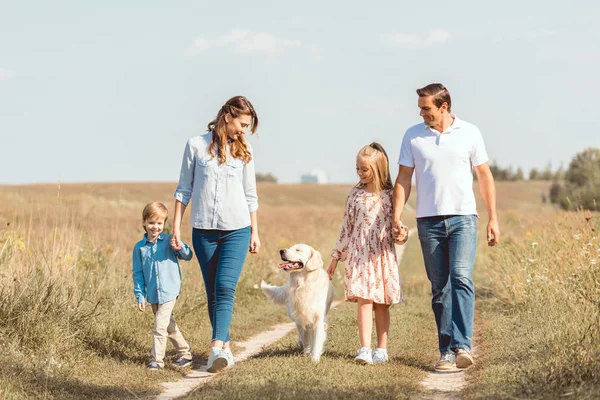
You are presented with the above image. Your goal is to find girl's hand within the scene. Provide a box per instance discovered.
[249,233,261,254]
[327,259,338,279]
[170,228,182,251]
[393,224,409,245]
[137,301,146,312]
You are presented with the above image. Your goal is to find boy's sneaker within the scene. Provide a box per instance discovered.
[354,347,373,365]
[455,348,474,369]
[147,361,163,371]
[372,348,389,364]
[434,352,456,372]
[223,348,235,368]
[207,347,229,373]
[172,356,192,368]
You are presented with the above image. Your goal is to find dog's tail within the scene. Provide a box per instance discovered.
[260,280,289,305]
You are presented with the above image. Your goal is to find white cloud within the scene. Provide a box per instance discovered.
[0,68,16,81]
[380,29,452,50]
[525,28,556,41]
[185,29,309,59]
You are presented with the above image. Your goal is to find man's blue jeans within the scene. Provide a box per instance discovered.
[192,226,251,342]
[417,215,477,353]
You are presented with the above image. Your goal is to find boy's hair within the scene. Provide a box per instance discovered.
[142,202,168,225]
[356,142,393,195]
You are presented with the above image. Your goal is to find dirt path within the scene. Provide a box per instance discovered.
[157,301,342,400]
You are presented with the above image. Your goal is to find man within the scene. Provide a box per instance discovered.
[392,83,499,372]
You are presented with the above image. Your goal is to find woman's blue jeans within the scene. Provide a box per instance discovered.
[192,226,251,342]
[417,215,477,353]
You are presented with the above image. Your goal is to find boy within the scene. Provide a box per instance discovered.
[132,202,193,370]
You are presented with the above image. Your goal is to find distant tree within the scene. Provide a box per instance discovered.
[515,167,525,181]
[529,168,540,180]
[256,172,278,183]
[541,162,554,180]
[549,148,600,210]
[554,163,565,181]
[486,161,525,181]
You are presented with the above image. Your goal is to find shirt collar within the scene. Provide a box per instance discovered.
[424,113,462,134]
[144,232,164,244]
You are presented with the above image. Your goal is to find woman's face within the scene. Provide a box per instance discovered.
[225,113,252,141]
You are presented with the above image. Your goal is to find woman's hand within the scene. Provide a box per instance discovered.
[327,259,338,279]
[249,232,261,254]
[137,301,146,312]
[170,227,182,251]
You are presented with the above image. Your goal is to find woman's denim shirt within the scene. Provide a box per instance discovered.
[174,132,258,231]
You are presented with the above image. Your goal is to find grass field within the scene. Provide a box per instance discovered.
[0,181,598,399]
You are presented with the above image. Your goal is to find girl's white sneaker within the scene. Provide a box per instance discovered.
[372,348,389,363]
[354,347,373,365]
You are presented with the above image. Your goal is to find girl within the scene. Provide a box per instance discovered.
[172,96,261,373]
[327,142,408,364]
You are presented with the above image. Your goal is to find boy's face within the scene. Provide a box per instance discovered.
[143,216,166,242]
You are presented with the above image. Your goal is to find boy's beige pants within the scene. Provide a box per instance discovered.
[151,299,192,367]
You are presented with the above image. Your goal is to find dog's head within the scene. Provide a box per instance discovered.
[278,244,323,273]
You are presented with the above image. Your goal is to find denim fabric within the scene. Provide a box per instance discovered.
[174,132,258,231]
[417,215,477,352]
[132,233,193,305]
[192,226,251,342]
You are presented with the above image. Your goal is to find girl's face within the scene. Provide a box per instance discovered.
[225,113,252,141]
[143,216,165,242]
[356,156,373,184]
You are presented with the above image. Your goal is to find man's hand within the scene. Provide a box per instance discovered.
[392,222,409,245]
[487,219,500,246]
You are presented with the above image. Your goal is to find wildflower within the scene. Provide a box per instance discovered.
[527,258,537,263]
[531,242,538,248]
[253,283,259,289]
[573,234,581,240]
[591,259,597,265]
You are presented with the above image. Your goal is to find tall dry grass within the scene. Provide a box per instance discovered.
[471,200,600,399]
[0,183,351,399]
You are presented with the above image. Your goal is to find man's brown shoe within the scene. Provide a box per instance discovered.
[455,348,474,369]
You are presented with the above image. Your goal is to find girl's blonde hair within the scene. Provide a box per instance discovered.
[356,142,393,195]
[207,96,259,165]
[142,202,168,226]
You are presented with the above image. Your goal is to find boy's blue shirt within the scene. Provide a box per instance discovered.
[132,232,193,305]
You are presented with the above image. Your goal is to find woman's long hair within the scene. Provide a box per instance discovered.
[355,142,393,196]
[207,96,258,164]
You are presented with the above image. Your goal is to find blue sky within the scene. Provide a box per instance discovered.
[1,0,599,184]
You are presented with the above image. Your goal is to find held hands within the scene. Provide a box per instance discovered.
[327,259,338,280]
[137,300,146,312]
[487,219,500,246]
[392,221,409,245]
[249,232,261,254]
[170,228,182,251]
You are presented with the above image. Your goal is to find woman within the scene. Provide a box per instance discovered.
[172,95,261,373]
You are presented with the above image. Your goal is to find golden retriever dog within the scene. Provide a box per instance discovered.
[261,244,334,362]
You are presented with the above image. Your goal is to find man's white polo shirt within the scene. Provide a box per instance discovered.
[398,115,489,218]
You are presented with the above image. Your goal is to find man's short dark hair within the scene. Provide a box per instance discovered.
[416,83,451,112]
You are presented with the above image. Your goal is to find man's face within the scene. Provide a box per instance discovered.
[418,95,445,127]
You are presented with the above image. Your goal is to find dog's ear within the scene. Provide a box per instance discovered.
[307,249,324,270]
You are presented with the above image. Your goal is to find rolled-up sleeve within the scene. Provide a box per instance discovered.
[174,139,195,206]
[243,150,259,213]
